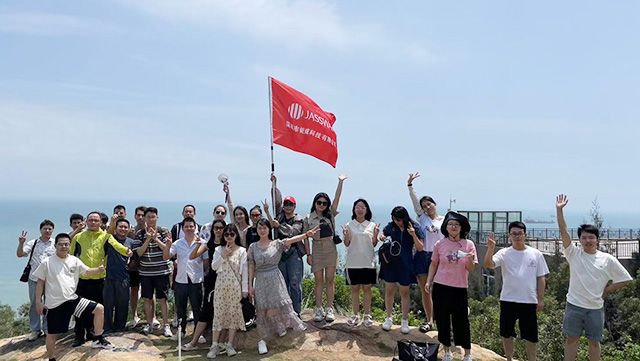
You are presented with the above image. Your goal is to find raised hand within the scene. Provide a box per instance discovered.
[338,174,348,182]
[272,220,280,228]
[407,223,416,237]
[146,227,157,241]
[223,183,230,194]
[19,230,28,243]
[408,172,421,185]
[487,232,495,248]
[261,199,270,213]
[342,225,349,240]
[222,244,232,259]
[75,221,86,231]
[126,248,133,257]
[270,173,277,184]
[556,194,569,209]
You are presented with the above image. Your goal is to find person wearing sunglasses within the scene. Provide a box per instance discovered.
[244,205,263,249]
[407,172,444,333]
[303,174,348,323]
[206,224,249,358]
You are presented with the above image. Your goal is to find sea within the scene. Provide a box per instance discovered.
[1,199,638,312]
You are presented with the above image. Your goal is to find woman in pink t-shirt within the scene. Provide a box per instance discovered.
[425,211,477,361]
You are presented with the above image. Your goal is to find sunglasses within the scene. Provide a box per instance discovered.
[316,200,328,206]
[250,213,262,217]
[284,201,295,207]
[223,233,236,237]
[215,211,226,215]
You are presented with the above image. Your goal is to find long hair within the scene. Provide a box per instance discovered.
[256,218,273,240]
[233,206,250,225]
[210,219,227,247]
[223,224,243,247]
[391,206,418,230]
[311,192,332,218]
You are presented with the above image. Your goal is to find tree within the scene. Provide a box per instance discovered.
[590,196,604,231]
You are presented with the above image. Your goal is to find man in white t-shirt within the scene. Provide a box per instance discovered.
[33,233,115,361]
[484,221,549,361]
[556,194,632,361]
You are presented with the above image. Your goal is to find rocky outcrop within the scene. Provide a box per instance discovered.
[0,312,507,360]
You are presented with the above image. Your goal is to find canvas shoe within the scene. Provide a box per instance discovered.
[207,342,219,359]
[258,340,268,354]
[401,319,410,334]
[443,351,454,361]
[313,308,324,322]
[362,314,374,327]
[163,324,173,337]
[463,355,473,361]
[92,336,115,350]
[152,318,161,329]
[325,307,335,322]
[347,315,359,326]
[382,317,393,331]
[225,342,237,356]
[141,324,152,335]
[198,335,207,344]
[279,329,287,337]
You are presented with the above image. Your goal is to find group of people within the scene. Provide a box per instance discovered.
[16,173,634,361]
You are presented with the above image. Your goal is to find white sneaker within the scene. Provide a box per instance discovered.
[141,324,152,335]
[163,324,173,337]
[225,342,237,356]
[314,308,324,322]
[325,307,335,322]
[278,329,287,337]
[152,318,161,330]
[198,335,207,344]
[207,342,219,359]
[258,340,268,354]
[463,355,473,361]
[362,314,374,327]
[27,331,41,341]
[382,317,393,331]
[443,351,454,361]
[401,319,410,334]
[347,314,359,326]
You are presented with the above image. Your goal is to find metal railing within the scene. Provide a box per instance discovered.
[470,228,640,260]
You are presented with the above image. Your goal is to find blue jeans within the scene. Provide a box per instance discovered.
[28,279,47,333]
[103,278,130,333]
[175,280,202,333]
[278,249,303,314]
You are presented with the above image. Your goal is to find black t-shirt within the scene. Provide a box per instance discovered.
[245,227,260,248]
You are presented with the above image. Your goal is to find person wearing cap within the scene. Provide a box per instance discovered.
[263,173,306,316]
[425,211,477,361]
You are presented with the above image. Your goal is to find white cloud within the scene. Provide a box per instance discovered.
[0,11,118,36]
[122,0,438,65]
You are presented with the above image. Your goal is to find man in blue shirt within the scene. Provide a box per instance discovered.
[103,219,135,334]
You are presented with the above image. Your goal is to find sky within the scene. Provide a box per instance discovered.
[1,1,639,218]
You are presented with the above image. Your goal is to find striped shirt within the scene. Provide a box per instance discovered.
[133,227,172,276]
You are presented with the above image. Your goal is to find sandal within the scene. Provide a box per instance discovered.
[419,323,433,333]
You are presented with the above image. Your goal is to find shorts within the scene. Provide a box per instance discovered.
[345,268,377,285]
[562,302,604,341]
[500,301,538,342]
[129,270,140,288]
[140,274,171,300]
[413,251,432,277]
[46,298,97,335]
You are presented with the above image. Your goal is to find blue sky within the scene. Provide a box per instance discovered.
[1,1,639,218]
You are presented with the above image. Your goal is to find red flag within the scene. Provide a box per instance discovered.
[270,77,338,167]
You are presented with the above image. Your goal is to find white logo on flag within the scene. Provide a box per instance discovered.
[288,103,304,120]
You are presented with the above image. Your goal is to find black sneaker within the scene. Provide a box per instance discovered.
[72,337,85,347]
[92,336,115,350]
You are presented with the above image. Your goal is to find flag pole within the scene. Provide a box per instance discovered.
[268,76,277,238]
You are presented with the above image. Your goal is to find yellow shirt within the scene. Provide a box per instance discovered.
[70,229,130,280]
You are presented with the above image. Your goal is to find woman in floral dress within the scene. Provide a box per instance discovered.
[248,218,319,355]
[207,224,248,358]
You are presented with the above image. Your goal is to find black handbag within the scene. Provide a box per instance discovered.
[393,339,439,361]
[329,217,342,245]
[240,297,256,323]
[378,237,402,266]
[20,239,38,283]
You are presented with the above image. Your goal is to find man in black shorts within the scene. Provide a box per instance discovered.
[34,233,114,361]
